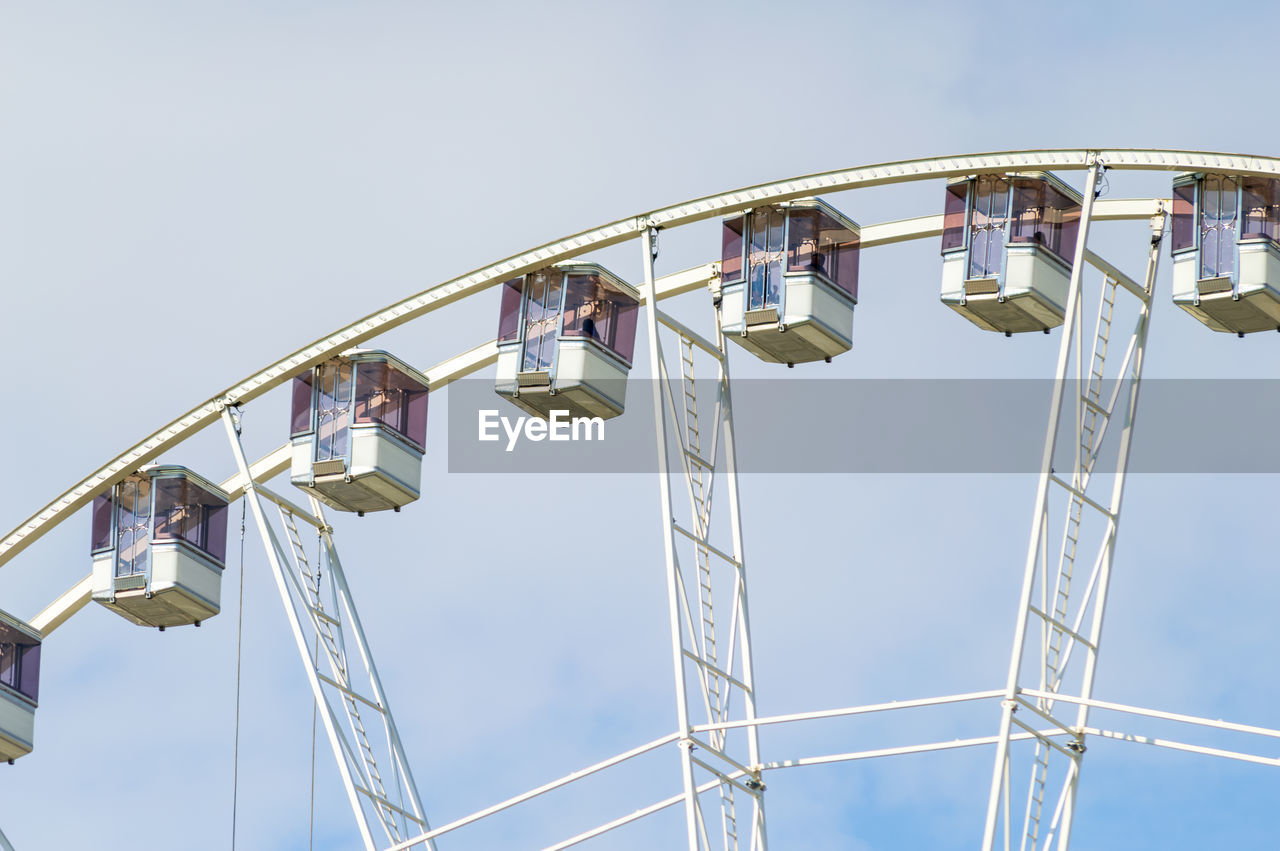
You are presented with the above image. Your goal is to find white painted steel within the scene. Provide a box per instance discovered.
[1021,689,1280,740]
[10,150,1280,850]
[1055,214,1163,851]
[1078,726,1280,767]
[29,575,92,636]
[760,729,1068,771]
[385,733,682,850]
[982,160,1105,851]
[694,689,1007,733]
[307,494,431,845]
[6,145,1277,566]
[713,313,767,851]
[221,407,380,851]
[640,226,704,851]
[981,179,1168,851]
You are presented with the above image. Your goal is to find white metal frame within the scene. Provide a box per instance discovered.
[640,225,767,851]
[9,149,1280,850]
[981,161,1169,851]
[222,406,433,850]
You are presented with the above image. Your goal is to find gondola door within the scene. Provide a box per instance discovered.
[314,360,353,465]
[114,477,150,580]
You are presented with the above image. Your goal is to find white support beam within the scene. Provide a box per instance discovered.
[255,483,325,529]
[761,729,1066,771]
[219,444,293,502]
[640,224,704,851]
[858,199,1161,249]
[30,575,92,636]
[1080,726,1280,768]
[655,309,723,358]
[694,689,1005,734]
[1021,690,1280,740]
[221,407,379,851]
[1083,250,1147,301]
[541,773,738,851]
[385,733,681,850]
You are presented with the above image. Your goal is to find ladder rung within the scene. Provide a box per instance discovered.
[317,673,385,712]
[673,524,740,567]
[684,450,714,470]
[350,784,427,826]
[308,605,341,627]
[680,650,750,692]
[1081,395,1108,416]
[1049,475,1115,519]
[1008,715,1080,760]
[1028,604,1097,651]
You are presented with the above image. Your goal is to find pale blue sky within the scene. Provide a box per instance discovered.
[2,1,1280,848]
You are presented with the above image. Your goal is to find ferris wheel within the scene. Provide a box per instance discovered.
[2,148,1279,849]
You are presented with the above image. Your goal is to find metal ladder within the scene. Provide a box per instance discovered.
[1023,277,1119,851]
[280,507,403,841]
[679,335,740,851]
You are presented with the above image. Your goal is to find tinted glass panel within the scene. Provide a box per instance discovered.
[354,364,399,432]
[0,644,16,693]
[1009,179,1046,245]
[1058,196,1081,264]
[789,207,858,298]
[747,209,769,310]
[1241,177,1280,244]
[832,237,859,298]
[0,621,33,646]
[315,361,352,462]
[968,176,1009,279]
[115,478,150,578]
[405,391,429,447]
[766,211,784,305]
[153,477,229,563]
[91,494,113,552]
[746,208,785,310]
[820,212,851,293]
[1200,174,1237,279]
[204,503,228,563]
[787,210,818,271]
[1008,178,1080,265]
[497,278,524,342]
[152,478,185,542]
[19,644,39,703]
[1171,182,1195,252]
[353,362,430,448]
[612,298,638,363]
[290,373,314,436]
[522,270,562,371]
[941,182,968,252]
[561,273,641,364]
[721,217,745,283]
[0,640,40,703]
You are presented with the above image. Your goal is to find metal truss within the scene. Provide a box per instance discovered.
[15,149,1280,849]
[640,226,767,851]
[220,407,432,851]
[981,160,1167,850]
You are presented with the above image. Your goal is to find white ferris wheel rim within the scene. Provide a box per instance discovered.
[3,146,1277,568]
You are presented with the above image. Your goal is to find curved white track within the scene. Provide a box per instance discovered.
[5,147,1279,568]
